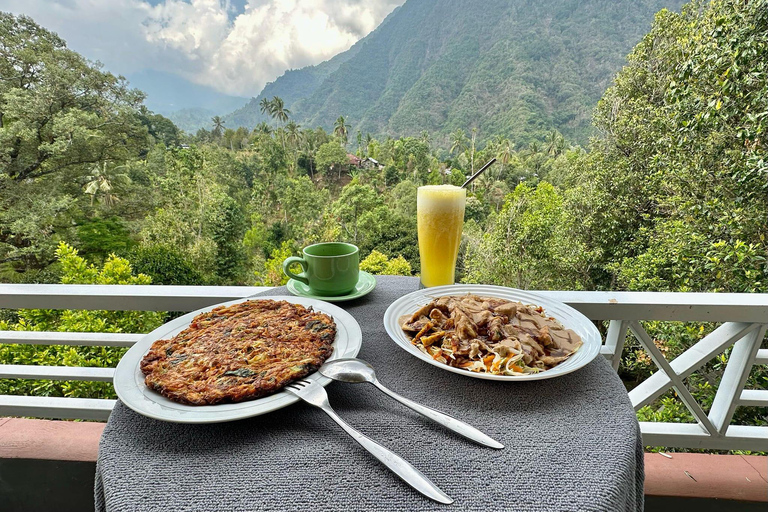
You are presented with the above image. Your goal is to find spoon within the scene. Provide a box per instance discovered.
[319,358,504,449]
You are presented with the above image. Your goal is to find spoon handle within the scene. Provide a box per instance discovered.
[372,380,504,449]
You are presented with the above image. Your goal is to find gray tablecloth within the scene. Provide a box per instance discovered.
[95,276,644,511]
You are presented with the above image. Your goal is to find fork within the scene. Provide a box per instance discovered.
[285,379,453,504]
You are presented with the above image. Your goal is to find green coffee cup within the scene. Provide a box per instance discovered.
[282,242,360,296]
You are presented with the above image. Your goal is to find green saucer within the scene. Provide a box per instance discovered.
[287,271,376,302]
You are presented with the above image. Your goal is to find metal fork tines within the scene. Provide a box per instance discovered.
[285,379,453,504]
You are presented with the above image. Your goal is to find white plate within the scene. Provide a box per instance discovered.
[383,284,601,381]
[114,296,362,423]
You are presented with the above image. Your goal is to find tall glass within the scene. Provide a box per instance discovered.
[417,185,466,287]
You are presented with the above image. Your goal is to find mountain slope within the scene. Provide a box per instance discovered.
[227,0,685,145]
[223,22,371,129]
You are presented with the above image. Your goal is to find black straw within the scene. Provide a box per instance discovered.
[461,158,496,188]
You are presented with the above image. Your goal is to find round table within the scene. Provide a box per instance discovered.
[95,276,643,512]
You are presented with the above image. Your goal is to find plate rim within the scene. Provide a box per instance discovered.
[114,295,362,423]
[382,284,602,381]
[286,270,376,302]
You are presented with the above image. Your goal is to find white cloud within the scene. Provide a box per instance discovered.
[0,0,404,96]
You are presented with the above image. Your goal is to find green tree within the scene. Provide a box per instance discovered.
[254,121,272,135]
[355,130,363,156]
[299,128,321,179]
[359,250,389,274]
[263,96,290,150]
[257,175,332,248]
[388,180,418,218]
[0,13,147,182]
[384,255,412,276]
[332,180,383,243]
[545,130,566,157]
[76,217,133,261]
[138,110,181,147]
[463,182,594,290]
[563,0,768,293]
[139,145,251,284]
[285,120,301,170]
[0,13,148,273]
[315,141,348,179]
[334,116,349,146]
[494,137,514,181]
[449,129,468,157]
[209,196,248,284]
[270,96,290,124]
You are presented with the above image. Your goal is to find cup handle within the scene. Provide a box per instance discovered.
[282,256,309,285]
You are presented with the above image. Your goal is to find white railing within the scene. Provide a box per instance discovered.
[0,285,766,451]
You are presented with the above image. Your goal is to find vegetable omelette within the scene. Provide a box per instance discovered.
[140,299,336,405]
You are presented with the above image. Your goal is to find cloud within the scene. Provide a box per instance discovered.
[1,0,157,73]
[0,0,404,96]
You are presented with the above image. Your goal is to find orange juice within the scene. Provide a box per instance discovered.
[417,185,466,287]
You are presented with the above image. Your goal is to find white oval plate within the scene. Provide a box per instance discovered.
[114,296,362,423]
[383,284,601,381]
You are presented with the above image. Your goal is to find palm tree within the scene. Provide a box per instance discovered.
[253,122,272,135]
[546,130,565,157]
[364,133,375,160]
[522,141,545,177]
[259,97,273,117]
[270,96,290,124]
[286,121,301,147]
[211,116,225,138]
[468,127,478,175]
[495,137,513,181]
[301,128,318,180]
[274,127,287,151]
[334,116,348,146]
[83,162,130,209]
[450,129,467,156]
[356,130,363,156]
[524,141,542,159]
[286,121,301,171]
[269,96,290,149]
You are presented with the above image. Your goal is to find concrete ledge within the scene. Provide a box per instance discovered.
[644,452,767,502]
[0,417,104,462]
[1,418,766,505]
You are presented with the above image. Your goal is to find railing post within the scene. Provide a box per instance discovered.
[604,320,629,371]
[708,324,767,435]
[629,321,718,436]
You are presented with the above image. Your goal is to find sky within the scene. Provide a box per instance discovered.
[0,0,405,97]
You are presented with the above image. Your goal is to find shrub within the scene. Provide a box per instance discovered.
[0,243,165,399]
[360,250,412,276]
[129,244,203,285]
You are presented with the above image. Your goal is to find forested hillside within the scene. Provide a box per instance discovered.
[226,0,684,146]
